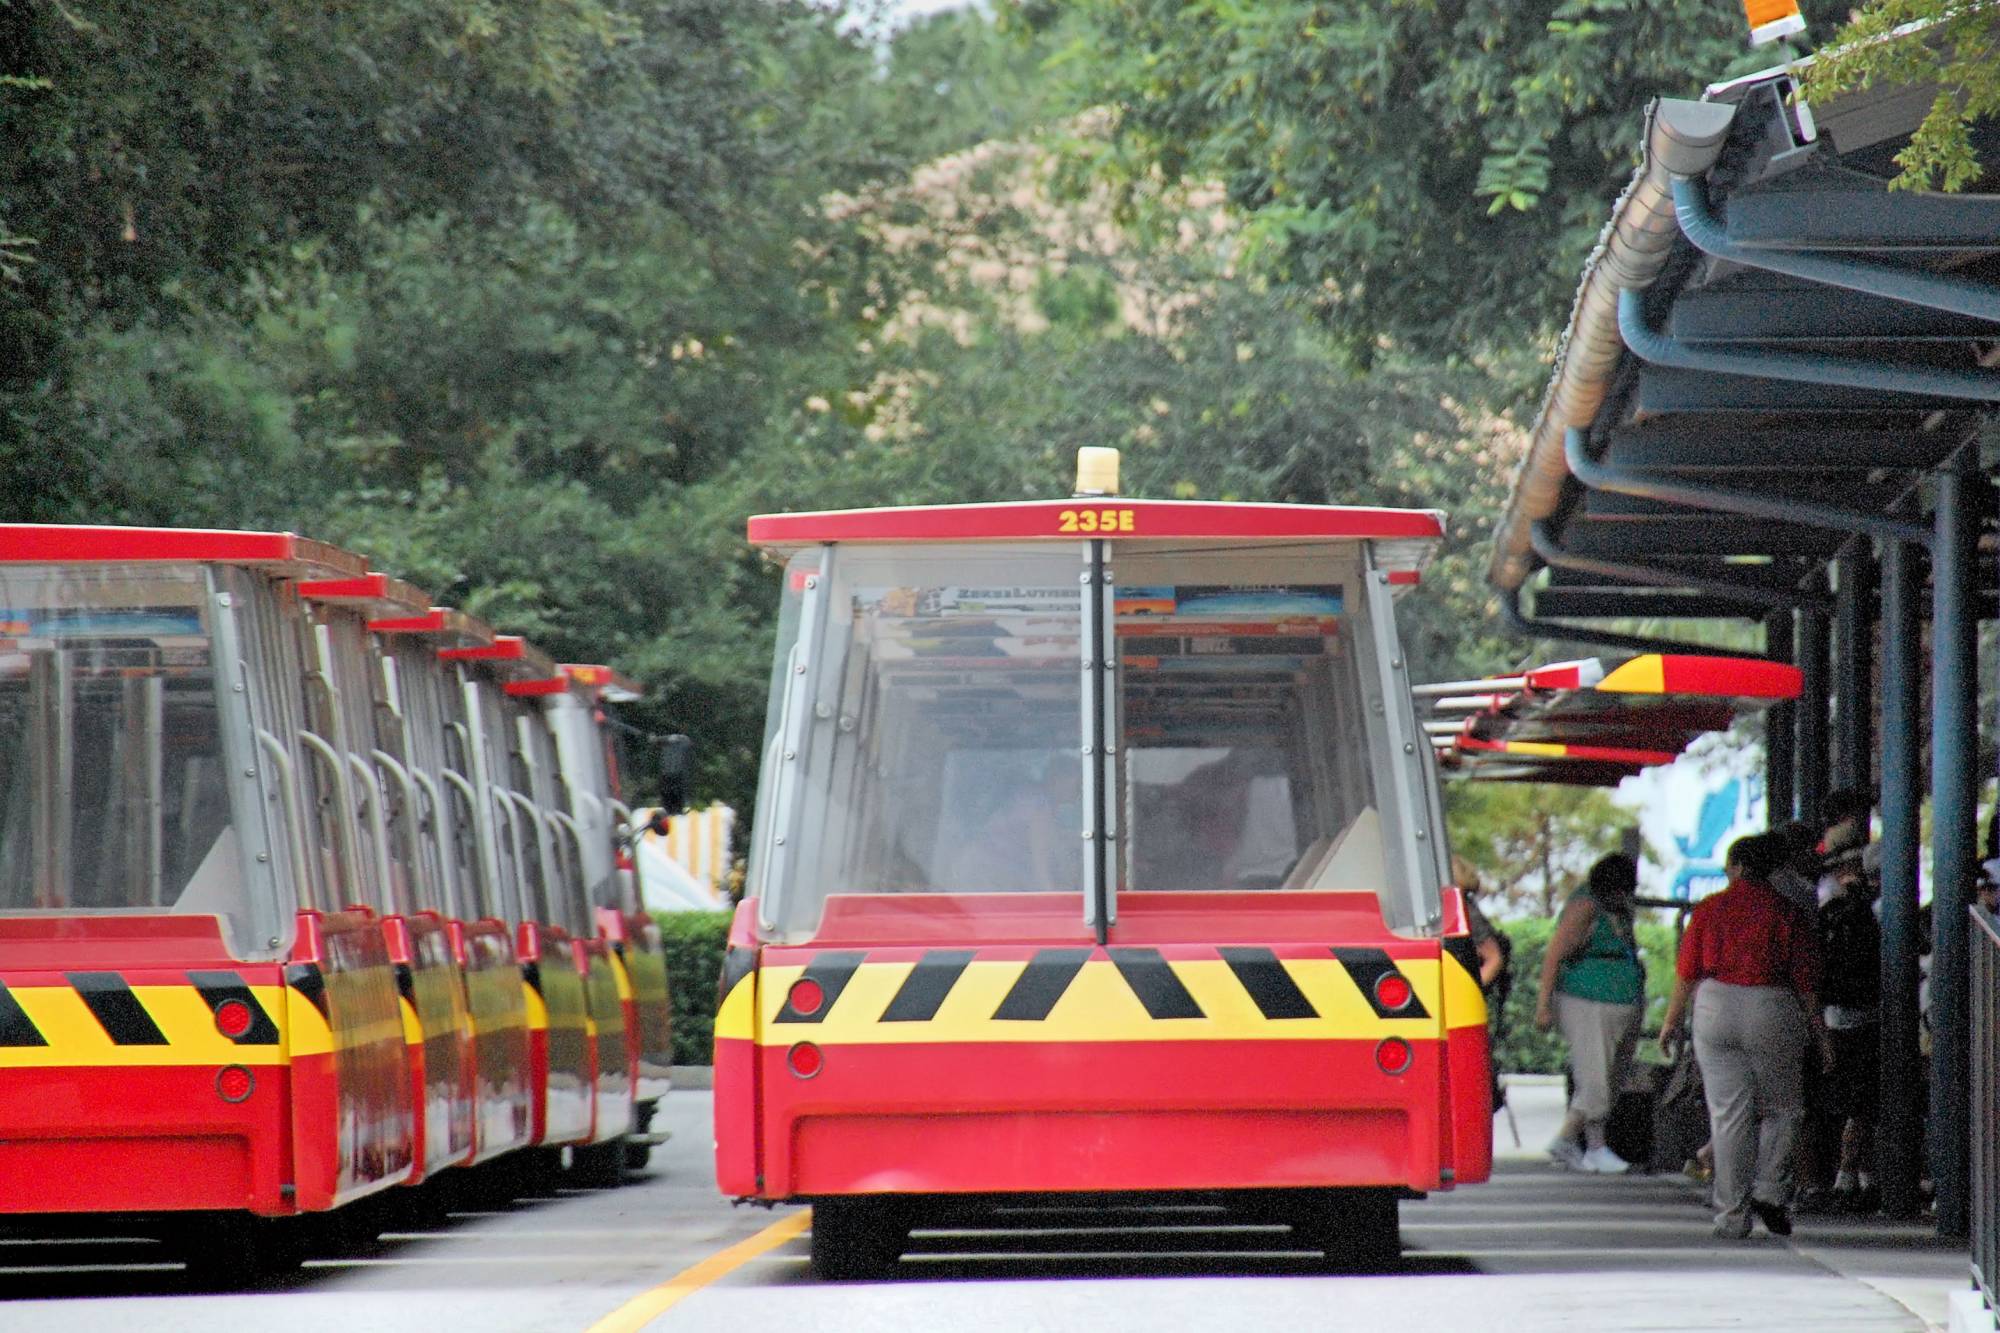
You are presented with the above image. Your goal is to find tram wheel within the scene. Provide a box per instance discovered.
[176,1214,308,1288]
[808,1197,909,1281]
[571,1139,631,1189]
[1292,1188,1400,1267]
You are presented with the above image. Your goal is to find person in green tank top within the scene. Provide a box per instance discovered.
[1534,853,1646,1174]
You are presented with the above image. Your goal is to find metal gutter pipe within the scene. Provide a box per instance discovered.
[1488,98,1741,593]
[1671,175,2000,323]
[1617,287,2000,407]
[1564,425,1933,547]
[1498,584,1775,659]
[1528,518,1823,612]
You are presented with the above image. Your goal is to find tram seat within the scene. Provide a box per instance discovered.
[1285,807,1385,892]
[168,825,242,915]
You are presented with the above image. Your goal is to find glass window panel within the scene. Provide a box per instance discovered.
[1110,543,1407,921]
[0,564,285,954]
[754,544,1086,941]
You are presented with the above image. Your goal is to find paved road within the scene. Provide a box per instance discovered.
[0,1082,1966,1332]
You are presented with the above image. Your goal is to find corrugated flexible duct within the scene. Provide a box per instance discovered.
[1486,97,1738,593]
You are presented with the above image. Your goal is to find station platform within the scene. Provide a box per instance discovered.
[1463,1077,1970,1332]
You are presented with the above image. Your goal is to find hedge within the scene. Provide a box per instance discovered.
[655,910,733,1067]
[652,906,1681,1074]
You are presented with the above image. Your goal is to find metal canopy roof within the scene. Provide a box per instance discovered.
[1488,65,2000,641]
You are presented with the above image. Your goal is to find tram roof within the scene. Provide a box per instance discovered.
[1425,653,1799,785]
[748,499,1445,556]
[0,523,368,579]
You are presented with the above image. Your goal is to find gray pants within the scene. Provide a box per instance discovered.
[1555,992,1642,1126]
[1693,980,1808,1221]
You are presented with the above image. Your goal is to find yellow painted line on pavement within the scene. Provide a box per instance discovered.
[584,1210,811,1333]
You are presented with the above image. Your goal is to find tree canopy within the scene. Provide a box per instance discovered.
[2,0,1989,895]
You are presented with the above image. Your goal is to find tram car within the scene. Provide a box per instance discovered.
[714,450,1492,1276]
[0,525,671,1275]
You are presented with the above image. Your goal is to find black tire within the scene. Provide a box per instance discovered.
[624,1139,654,1172]
[571,1139,631,1189]
[175,1214,307,1288]
[809,1197,910,1281]
[1292,1188,1400,1267]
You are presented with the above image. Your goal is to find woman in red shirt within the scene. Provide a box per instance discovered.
[1660,831,1830,1239]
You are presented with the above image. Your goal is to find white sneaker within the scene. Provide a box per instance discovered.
[1580,1146,1633,1175]
[1547,1138,1584,1170]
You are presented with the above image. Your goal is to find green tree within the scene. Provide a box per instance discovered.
[1052,0,1847,360]
[1446,780,1633,915]
[1802,3,2000,192]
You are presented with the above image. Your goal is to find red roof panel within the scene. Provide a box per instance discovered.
[0,524,367,577]
[747,499,1444,549]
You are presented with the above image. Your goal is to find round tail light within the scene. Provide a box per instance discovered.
[214,999,255,1039]
[1374,972,1414,1012]
[787,1042,824,1079]
[787,978,826,1017]
[216,1065,256,1103]
[1376,1037,1414,1076]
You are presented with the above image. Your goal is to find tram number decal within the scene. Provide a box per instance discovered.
[1058,507,1136,534]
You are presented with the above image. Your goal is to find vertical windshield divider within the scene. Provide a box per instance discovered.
[1097,545,1119,929]
[1081,538,1109,942]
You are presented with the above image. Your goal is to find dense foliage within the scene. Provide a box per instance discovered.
[656,910,734,1066]
[5,0,1987,890]
[1052,0,1849,363]
[1805,1,2000,192]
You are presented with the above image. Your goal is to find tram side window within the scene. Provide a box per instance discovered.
[0,566,254,932]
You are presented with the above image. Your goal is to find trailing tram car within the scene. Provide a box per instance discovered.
[714,451,1492,1277]
[0,525,667,1273]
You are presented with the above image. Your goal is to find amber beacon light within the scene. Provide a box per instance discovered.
[1074,447,1120,498]
[1741,0,1804,46]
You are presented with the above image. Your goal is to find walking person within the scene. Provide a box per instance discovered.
[1660,832,1829,1238]
[1535,852,1645,1174]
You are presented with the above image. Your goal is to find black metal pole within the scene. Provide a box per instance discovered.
[1878,536,1924,1221]
[1765,610,1796,825]
[1834,548,1875,795]
[1797,585,1831,828]
[1932,453,1980,1238]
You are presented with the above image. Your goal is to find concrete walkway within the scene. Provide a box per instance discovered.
[1480,1076,1970,1331]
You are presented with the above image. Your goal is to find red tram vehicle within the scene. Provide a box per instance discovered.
[0,524,671,1273]
[714,452,1492,1276]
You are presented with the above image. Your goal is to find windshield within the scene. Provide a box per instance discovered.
[0,564,286,956]
[751,545,1084,938]
[749,539,1439,940]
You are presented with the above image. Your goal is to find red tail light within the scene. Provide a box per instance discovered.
[216,1065,255,1102]
[1374,972,1413,1012]
[213,1000,254,1039]
[1375,1038,1413,1076]
[787,1042,824,1079]
[787,978,825,1017]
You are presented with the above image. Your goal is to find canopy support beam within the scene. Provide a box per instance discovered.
[1932,451,1981,1238]
[1879,534,1925,1221]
